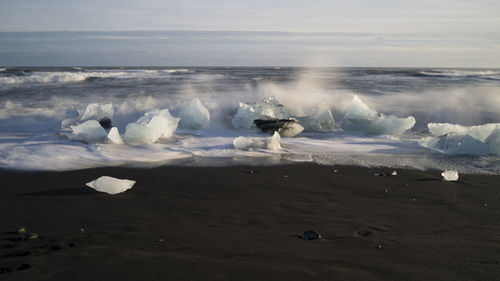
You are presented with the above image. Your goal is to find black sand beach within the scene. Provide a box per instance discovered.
[1,164,500,281]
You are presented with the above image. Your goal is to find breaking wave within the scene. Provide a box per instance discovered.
[0,67,498,173]
[418,69,500,80]
[0,68,196,86]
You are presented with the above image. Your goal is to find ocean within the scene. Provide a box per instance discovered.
[0,67,499,173]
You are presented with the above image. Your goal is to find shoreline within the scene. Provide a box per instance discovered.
[1,164,500,280]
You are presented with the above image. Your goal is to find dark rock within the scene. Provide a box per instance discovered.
[303,230,321,240]
[374,172,386,177]
[98,118,112,129]
[17,264,30,271]
[253,118,304,137]
[20,232,38,241]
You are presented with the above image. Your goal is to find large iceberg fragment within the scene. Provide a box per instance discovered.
[178,98,210,129]
[123,109,180,144]
[485,126,500,155]
[341,96,415,135]
[232,98,289,130]
[62,103,114,128]
[298,104,335,132]
[422,123,500,155]
[428,123,499,142]
[86,176,136,194]
[69,120,107,143]
[233,131,281,151]
[419,133,490,155]
[107,127,124,144]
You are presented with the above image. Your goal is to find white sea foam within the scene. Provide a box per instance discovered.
[419,70,500,78]
[0,69,194,86]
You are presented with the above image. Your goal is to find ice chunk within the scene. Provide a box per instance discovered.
[107,127,124,144]
[341,95,415,135]
[178,98,210,129]
[441,171,459,181]
[123,109,180,144]
[278,121,304,137]
[485,126,500,155]
[232,98,289,130]
[298,104,335,132]
[62,103,114,128]
[428,123,500,142]
[233,132,281,151]
[267,131,282,150]
[69,120,107,143]
[419,133,490,155]
[86,176,136,194]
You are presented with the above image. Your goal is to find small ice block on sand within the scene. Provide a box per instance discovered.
[86,176,136,194]
[441,170,459,181]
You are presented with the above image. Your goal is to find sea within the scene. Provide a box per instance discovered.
[0,67,499,173]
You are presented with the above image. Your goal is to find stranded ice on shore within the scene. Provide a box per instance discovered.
[420,123,500,155]
[233,131,281,151]
[123,109,180,144]
[341,95,416,135]
[441,170,459,181]
[178,98,210,130]
[69,120,107,143]
[231,97,336,136]
[62,103,114,128]
[86,176,136,194]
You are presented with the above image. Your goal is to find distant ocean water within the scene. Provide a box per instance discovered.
[0,67,498,173]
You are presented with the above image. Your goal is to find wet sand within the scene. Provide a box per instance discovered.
[1,164,500,281]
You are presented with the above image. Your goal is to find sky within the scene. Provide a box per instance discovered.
[0,0,499,67]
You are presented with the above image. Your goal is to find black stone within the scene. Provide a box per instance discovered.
[253,118,298,134]
[98,118,112,129]
[303,230,321,240]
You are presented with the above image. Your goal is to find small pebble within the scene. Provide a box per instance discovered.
[21,232,38,241]
[15,227,26,234]
[411,197,416,201]
[80,228,85,232]
[157,238,164,243]
[333,170,339,173]
[244,170,254,174]
[377,244,382,249]
[484,203,488,207]
[283,175,289,178]
[374,172,386,177]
